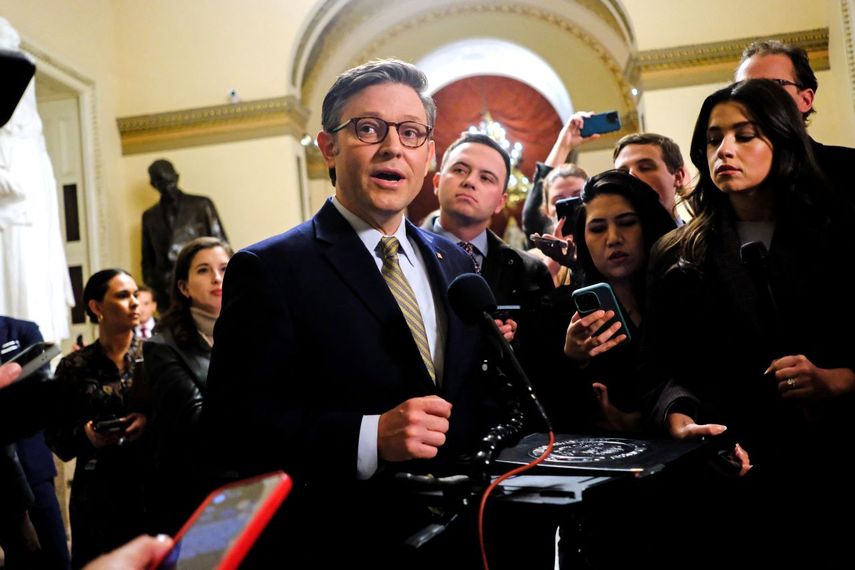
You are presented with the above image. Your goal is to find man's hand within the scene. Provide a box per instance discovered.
[495,318,517,342]
[0,361,22,389]
[378,396,452,462]
[84,534,173,570]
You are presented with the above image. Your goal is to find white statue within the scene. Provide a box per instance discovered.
[0,18,74,343]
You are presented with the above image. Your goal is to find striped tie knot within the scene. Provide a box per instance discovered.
[379,236,401,259]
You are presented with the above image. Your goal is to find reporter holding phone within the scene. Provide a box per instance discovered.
[142,237,232,535]
[562,170,675,433]
[643,79,855,566]
[46,269,148,568]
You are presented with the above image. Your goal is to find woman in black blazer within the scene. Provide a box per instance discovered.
[644,78,855,566]
[143,236,232,535]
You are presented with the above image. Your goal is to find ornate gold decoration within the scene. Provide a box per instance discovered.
[297,1,636,109]
[840,0,855,114]
[117,96,310,155]
[635,28,829,90]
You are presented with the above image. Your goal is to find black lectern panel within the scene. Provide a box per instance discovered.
[497,433,705,476]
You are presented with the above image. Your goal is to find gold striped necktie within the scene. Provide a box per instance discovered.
[377,236,436,383]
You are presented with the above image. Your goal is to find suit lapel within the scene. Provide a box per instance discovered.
[315,202,436,391]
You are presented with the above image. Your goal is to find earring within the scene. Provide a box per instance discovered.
[97,313,104,322]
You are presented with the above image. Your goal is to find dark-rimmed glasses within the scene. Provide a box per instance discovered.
[770,78,804,90]
[329,116,432,148]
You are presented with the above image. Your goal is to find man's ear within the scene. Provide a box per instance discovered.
[424,140,436,178]
[494,192,508,215]
[796,87,815,116]
[432,172,441,196]
[673,166,690,196]
[316,130,338,167]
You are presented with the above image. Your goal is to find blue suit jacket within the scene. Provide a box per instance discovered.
[0,317,57,484]
[204,199,492,482]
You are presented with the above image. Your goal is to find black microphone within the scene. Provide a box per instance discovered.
[448,273,553,432]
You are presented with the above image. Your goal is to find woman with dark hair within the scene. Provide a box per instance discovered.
[46,269,148,569]
[645,78,855,565]
[143,237,232,534]
[561,169,676,433]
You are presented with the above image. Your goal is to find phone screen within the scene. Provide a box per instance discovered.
[156,472,292,570]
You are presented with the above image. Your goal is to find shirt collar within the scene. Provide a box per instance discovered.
[431,217,488,256]
[331,197,416,267]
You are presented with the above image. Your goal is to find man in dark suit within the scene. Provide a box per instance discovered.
[141,159,229,307]
[203,60,514,568]
[424,132,553,304]
[0,316,70,569]
[736,39,855,200]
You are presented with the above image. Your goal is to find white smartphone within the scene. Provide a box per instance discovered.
[6,341,60,381]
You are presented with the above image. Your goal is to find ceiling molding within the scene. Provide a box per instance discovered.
[634,28,829,90]
[116,95,310,155]
[292,0,635,94]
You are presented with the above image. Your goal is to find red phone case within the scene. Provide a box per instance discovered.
[150,471,292,570]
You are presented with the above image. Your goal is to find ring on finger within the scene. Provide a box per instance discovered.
[786,377,796,388]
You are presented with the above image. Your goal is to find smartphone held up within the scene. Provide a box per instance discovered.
[580,111,621,138]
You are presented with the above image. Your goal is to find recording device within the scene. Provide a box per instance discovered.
[5,341,60,382]
[494,304,521,321]
[152,471,292,570]
[1,48,35,127]
[580,111,621,138]
[571,282,631,344]
[92,417,132,434]
[554,196,582,236]
[448,273,552,431]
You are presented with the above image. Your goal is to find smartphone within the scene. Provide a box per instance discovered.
[580,111,621,138]
[529,234,568,259]
[554,196,582,236]
[152,471,293,570]
[92,417,132,434]
[494,304,521,321]
[5,341,60,382]
[571,282,631,344]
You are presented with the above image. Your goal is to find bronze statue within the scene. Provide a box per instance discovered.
[141,159,229,307]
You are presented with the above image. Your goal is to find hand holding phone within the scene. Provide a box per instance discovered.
[530,234,574,266]
[151,471,292,570]
[579,111,621,138]
[5,341,60,383]
[554,196,582,237]
[92,417,132,434]
[565,283,631,362]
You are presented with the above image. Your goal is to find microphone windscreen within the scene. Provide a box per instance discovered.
[448,273,496,324]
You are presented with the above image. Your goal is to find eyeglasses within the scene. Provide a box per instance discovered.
[770,78,804,90]
[329,116,432,148]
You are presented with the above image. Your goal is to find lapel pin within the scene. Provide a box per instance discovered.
[436,251,444,260]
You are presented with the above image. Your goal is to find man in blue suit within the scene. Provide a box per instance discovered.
[0,316,70,569]
[203,60,512,568]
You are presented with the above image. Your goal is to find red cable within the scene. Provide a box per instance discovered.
[477,431,555,570]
